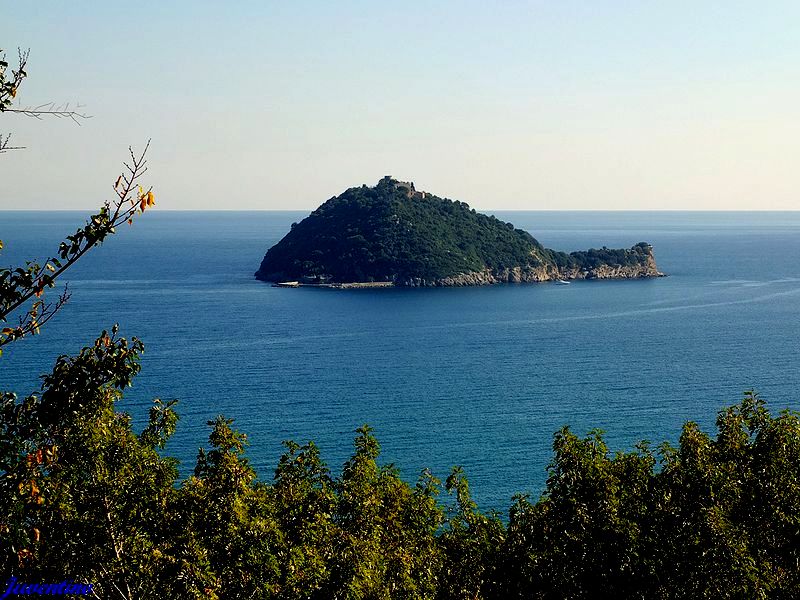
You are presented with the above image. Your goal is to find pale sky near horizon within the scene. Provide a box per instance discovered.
[2,1,800,211]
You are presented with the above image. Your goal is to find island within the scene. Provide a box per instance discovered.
[255,177,664,287]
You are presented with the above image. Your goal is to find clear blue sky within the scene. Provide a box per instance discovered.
[3,1,800,210]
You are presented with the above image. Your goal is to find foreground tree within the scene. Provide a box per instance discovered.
[438,467,504,600]
[1,47,89,152]
[3,324,800,599]
[0,47,155,355]
[167,417,284,599]
[500,391,800,599]
[328,425,444,599]
[0,328,179,598]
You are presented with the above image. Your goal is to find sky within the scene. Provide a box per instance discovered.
[2,1,800,210]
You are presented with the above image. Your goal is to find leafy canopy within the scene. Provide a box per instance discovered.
[3,334,799,600]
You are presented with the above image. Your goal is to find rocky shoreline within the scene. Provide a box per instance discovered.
[271,245,664,289]
[401,263,663,287]
[272,281,394,289]
[275,263,664,290]
[396,246,664,287]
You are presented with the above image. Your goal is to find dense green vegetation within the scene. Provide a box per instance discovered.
[547,241,656,271]
[255,178,654,284]
[2,331,799,598]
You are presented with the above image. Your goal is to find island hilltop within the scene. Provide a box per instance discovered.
[255,177,664,287]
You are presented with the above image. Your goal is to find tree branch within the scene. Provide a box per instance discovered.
[5,102,91,124]
[0,142,155,350]
[0,133,24,153]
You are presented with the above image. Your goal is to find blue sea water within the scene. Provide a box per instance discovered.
[1,210,799,512]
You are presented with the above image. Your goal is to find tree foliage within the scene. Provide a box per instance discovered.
[0,48,27,115]
[2,333,799,599]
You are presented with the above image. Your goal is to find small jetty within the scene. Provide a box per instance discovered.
[273,281,300,288]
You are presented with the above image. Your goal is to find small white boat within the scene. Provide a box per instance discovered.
[555,279,570,285]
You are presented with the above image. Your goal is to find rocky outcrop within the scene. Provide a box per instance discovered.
[559,246,663,280]
[401,265,554,287]
[400,246,664,287]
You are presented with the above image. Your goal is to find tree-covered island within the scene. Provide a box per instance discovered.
[255,177,664,287]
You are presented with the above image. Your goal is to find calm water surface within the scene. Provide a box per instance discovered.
[1,211,799,511]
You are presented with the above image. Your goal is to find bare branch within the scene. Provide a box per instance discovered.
[0,286,70,349]
[6,102,91,124]
[0,133,24,153]
[0,48,153,351]
[0,142,154,350]
[1,48,89,158]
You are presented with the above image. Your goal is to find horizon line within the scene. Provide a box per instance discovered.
[4,208,800,213]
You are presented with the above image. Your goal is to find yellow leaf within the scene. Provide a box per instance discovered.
[45,263,55,272]
[146,191,155,207]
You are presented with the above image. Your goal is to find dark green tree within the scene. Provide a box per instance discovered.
[167,417,283,599]
[437,466,504,600]
[329,425,443,599]
[0,328,180,599]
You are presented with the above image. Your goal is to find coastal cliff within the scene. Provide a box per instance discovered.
[400,245,662,287]
[256,177,664,287]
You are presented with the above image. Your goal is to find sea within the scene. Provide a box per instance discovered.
[1,211,799,513]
